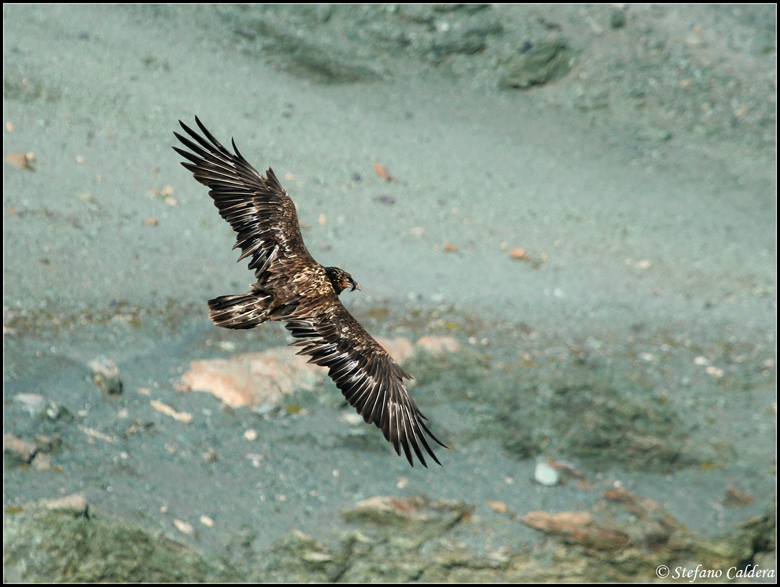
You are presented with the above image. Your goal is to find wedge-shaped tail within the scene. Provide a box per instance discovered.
[208,290,272,330]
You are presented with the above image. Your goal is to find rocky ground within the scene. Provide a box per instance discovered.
[3,4,776,582]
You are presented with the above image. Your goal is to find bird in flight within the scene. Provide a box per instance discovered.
[173,117,446,467]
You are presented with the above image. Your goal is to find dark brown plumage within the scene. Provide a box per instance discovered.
[173,117,446,467]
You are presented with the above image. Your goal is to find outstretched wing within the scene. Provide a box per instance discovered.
[285,303,446,468]
[173,117,313,280]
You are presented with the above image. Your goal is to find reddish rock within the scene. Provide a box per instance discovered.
[521,510,630,551]
[181,348,324,408]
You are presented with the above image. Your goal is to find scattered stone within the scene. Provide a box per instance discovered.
[373,162,392,181]
[44,493,89,517]
[497,358,731,474]
[547,459,588,483]
[600,486,679,545]
[487,500,509,514]
[520,510,630,551]
[722,486,754,507]
[200,515,215,528]
[301,550,332,564]
[13,393,45,417]
[180,349,324,408]
[6,151,35,170]
[257,490,775,582]
[534,461,560,486]
[609,7,626,29]
[43,402,73,422]
[684,33,704,48]
[4,433,38,465]
[173,519,195,535]
[89,357,122,395]
[637,126,672,142]
[3,499,239,582]
[150,400,193,423]
[31,452,52,471]
[246,453,264,467]
[33,434,61,453]
[77,424,116,444]
[375,194,395,205]
[499,38,577,89]
[265,530,337,582]
[4,433,62,469]
[508,246,544,267]
[342,495,473,535]
[573,86,610,112]
[509,246,528,260]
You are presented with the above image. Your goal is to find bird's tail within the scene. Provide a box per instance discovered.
[208,290,272,330]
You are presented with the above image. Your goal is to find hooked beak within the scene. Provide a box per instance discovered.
[352,282,361,292]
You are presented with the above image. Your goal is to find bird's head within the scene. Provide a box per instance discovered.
[325,266,361,295]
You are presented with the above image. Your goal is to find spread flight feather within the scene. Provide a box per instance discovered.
[173,117,445,467]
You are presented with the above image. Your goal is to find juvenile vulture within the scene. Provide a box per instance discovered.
[173,117,445,467]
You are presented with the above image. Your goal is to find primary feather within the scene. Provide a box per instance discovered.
[174,117,446,467]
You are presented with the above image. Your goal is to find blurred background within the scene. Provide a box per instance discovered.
[4,4,776,581]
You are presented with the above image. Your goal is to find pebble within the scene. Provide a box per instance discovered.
[13,393,45,417]
[534,461,560,486]
[3,433,37,464]
[44,493,88,517]
[173,519,194,535]
[89,357,122,395]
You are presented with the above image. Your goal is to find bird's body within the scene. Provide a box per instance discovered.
[173,117,445,467]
